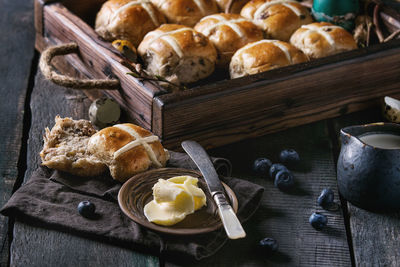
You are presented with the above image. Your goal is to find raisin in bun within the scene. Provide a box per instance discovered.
[40,116,107,177]
[240,0,313,42]
[215,0,250,13]
[150,0,219,27]
[230,39,308,78]
[138,24,217,85]
[95,0,167,47]
[87,123,169,182]
[290,22,358,59]
[194,13,263,68]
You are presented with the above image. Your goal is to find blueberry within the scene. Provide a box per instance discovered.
[269,163,288,179]
[253,158,272,176]
[317,188,334,208]
[279,149,300,167]
[309,212,327,230]
[259,237,278,253]
[274,170,294,190]
[78,201,96,218]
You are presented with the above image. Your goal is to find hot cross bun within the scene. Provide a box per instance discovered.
[290,22,358,59]
[95,0,167,47]
[195,13,263,68]
[138,24,217,85]
[150,0,219,27]
[87,123,169,182]
[240,0,313,42]
[40,117,169,182]
[229,39,308,78]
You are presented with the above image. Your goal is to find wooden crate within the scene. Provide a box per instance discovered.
[34,0,400,150]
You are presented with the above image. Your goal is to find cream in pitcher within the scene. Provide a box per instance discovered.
[359,133,400,149]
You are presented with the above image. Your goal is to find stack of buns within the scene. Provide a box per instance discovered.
[95,0,358,83]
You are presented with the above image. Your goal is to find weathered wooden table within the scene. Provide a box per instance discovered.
[1,1,400,266]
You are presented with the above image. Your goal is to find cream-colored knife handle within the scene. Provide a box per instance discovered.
[217,204,246,239]
[214,193,246,239]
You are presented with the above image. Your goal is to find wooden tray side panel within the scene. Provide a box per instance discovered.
[38,3,164,129]
[156,47,400,150]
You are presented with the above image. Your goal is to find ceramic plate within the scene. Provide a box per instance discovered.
[118,168,238,235]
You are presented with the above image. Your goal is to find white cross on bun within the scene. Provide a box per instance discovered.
[138,24,217,85]
[195,13,264,68]
[290,22,358,59]
[40,116,169,182]
[150,0,219,27]
[229,39,308,78]
[95,0,167,47]
[240,0,313,42]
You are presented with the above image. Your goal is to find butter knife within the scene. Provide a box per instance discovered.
[181,141,246,239]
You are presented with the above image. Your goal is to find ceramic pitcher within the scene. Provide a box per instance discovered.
[337,123,400,211]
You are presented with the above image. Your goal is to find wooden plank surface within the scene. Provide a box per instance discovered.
[9,73,353,266]
[165,120,352,266]
[332,108,400,267]
[10,72,158,267]
[0,0,35,266]
[8,74,354,267]
[4,1,399,265]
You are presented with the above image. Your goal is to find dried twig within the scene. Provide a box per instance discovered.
[384,29,400,42]
[120,60,186,90]
[374,3,385,42]
[354,15,373,47]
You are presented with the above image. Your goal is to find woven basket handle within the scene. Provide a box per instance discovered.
[39,42,120,90]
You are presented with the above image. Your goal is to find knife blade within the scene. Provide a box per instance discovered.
[181,140,246,239]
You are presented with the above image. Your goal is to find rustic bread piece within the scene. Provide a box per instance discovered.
[194,13,263,68]
[290,22,358,59]
[229,39,308,78]
[150,0,218,27]
[95,0,167,47]
[40,116,107,177]
[40,117,169,182]
[215,0,250,13]
[240,0,313,42]
[138,24,217,85]
[87,123,169,182]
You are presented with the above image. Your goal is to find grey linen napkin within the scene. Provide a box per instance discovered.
[1,151,264,261]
